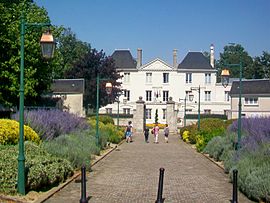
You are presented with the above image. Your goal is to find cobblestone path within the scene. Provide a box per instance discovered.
[43,132,253,203]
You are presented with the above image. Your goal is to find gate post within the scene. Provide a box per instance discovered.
[166,97,178,133]
[133,96,145,133]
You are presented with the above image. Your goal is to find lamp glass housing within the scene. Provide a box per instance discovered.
[105,82,112,95]
[40,32,55,59]
[221,69,230,88]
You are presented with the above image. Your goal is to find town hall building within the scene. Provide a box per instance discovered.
[99,45,232,127]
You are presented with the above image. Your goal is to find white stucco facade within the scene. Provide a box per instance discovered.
[100,50,232,126]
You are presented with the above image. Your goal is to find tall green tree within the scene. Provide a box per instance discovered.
[216,44,253,82]
[65,48,122,109]
[52,27,91,79]
[0,0,55,107]
[253,51,270,79]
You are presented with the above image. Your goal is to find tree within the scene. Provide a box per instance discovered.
[65,48,122,109]
[155,109,158,124]
[216,44,253,82]
[52,27,91,79]
[0,0,55,107]
[253,51,270,79]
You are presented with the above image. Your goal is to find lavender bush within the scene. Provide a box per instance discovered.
[229,117,270,149]
[13,109,90,140]
[215,117,270,201]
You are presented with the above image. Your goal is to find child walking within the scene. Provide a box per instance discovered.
[164,124,169,143]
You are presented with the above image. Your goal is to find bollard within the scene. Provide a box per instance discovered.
[80,165,87,203]
[232,169,238,203]
[155,167,165,203]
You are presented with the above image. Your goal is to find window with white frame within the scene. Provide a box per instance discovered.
[163,73,169,83]
[205,73,211,84]
[204,109,211,114]
[124,90,130,101]
[162,109,166,119]
[123,72,130,83]
[146,109,152,119]
[185,90,192,101]
[225,91,230,101]
[205,91,211,101]
[186,73,192,83]
[146,73,152,83]
[123,108,130,115]
[244,97,258,105]
[106,108,112,114]
[146,90,152,101]
[163,91,169,102]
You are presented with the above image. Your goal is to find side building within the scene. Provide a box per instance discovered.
[229,79,270,119]
[100,45,231,127]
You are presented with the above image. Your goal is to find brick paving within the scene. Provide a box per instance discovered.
[43,132,253,203]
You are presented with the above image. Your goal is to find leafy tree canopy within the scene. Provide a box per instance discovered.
[216,44,253,82]
[0,0,56,107]
[64,48,122,109]
[252,51,270,79]
[52,27,91,79]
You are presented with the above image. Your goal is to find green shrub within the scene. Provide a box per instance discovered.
[179,124,198,144]
[88,117,124,147]
[42,130,99,170]
[101,123,124,144]
[231,144,270,202]
[89,115,114,125]
[203,136,226,161]
[0,142,73,195]
[0,119,40,145]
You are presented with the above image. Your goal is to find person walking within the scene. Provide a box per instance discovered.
[164,124,169,143]
[144,127,150,143]
[152,123,159,144]
[125,121,133,143]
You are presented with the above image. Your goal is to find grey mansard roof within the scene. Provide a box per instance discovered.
[230,79,270,96]
[178,52,213,70]
[111,50,137,69]
[51,79,84,94]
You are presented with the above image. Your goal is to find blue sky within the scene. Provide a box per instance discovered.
[35,0,270,65]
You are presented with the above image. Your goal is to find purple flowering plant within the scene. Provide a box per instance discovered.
[229,117,270,151]
[13,109,90,140]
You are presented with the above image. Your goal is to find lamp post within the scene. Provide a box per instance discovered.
[95,73,112,146]
[221,59,243,150]
[190,86,201,131]
[179,97,187,127]
[117,99,120,128]
[18,14,55,195]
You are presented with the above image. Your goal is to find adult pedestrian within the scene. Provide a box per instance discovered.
[144,127,150,143]
[125,121,133,143]
[152,123,159,144]
[164,124,169,143]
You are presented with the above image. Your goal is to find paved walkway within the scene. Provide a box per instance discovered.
[43,132,253,203]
